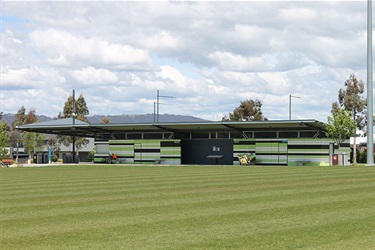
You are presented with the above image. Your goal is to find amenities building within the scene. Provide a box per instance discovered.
[18,119,350,166]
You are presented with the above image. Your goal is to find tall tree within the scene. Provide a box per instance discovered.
[24,109,38,124]
[332,74,366,164]
[326,108,356,155]
[222,98,267,121]
[0,111,10,157]
[0,112,10,133]
[58,94,89,122]
[57,93,90,156]
[22,109,45,161]
[10,106,26,162]
[23,132,46,161]
[0,123,9,157]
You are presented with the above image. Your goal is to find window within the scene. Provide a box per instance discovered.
[254,132,277,138]
[279,131,298,138]
[191,132,210,138]
[143,133,163,139]
[126,133,142,139]
[300,131,319,138]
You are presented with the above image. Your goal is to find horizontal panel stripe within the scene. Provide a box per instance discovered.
[288,153,329,156]
[134,148,160,153]
[109,140,134,145]
[233,141,255,146]
[288,145,330,149]
[161,153,181,157]
[161,141,181,147]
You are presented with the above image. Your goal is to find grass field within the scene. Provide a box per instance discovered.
[1,165,374,249]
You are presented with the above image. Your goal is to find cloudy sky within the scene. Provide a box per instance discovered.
[0,0,372,122]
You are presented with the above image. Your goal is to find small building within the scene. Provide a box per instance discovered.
[18,119,350,166]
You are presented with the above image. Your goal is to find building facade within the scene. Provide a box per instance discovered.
[18,119,350,166]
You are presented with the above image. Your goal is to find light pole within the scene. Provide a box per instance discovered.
[289,95,301,120]
[72,89,76,161]
[156,90,174,123]
[367,0,374,165]
[153,102,156,123]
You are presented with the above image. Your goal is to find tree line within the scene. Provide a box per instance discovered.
[0,93,109,163]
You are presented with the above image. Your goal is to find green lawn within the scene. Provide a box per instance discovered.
[1,165,374,249]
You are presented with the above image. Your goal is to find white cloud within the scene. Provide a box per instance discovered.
[209,51,270,72]
[71,67,118,85]
[139,31,181,52]
[1,67,65,89]
[0,1,372,122]
[279,7,317,22]
[29,29,157,70]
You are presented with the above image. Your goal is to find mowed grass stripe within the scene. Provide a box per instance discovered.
[2,167,374,213]
[2,191,374,247]
[1,165,374,249]
[2,187,374,231]
[2,181,374,222]
[2,164,370,189]
[1,166,370,194]
[2,176,374,211]
[2,200,374,249]
[1,165,369,186]
[2,172,374,212]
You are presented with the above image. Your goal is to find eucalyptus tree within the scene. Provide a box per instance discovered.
[331,74,366,164]
[0,123,9,157]
[0,112,11,157]
[58,94,89,122]
[0,111,10,133]
[10,106,26,162]
[22,109,45,161]
[57,93,90,156]
[222,98,267,121]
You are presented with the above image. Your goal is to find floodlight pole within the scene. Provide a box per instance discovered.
[72,90,76,161]
[153,102,156,123]
[289,95,301,120]
[367,0,374,165]
[156,90,174,123]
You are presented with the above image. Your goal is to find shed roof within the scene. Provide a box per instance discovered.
[17,119,326,140]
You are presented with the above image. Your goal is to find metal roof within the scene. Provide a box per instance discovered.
[17,119,327,140]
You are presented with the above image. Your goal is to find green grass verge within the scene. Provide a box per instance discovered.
[1,165,374,249]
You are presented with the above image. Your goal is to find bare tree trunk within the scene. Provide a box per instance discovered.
[16,142,19,163]
[353,135,357,164]
[353,113,357,164]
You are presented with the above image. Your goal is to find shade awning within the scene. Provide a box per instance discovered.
[17,119,327,140]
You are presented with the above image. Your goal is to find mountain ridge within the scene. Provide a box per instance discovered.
[1,113,209,125]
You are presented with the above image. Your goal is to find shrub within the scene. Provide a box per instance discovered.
[88,150,95,162]
[51,155,58,162]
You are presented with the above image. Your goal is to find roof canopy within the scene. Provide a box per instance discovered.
[17,119,327,140]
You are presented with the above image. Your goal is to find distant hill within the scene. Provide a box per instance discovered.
[88,114,207,124]
[1,113,208,125]
[1,113,53,126]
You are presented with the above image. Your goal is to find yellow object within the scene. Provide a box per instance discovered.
[240,158,248,165]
